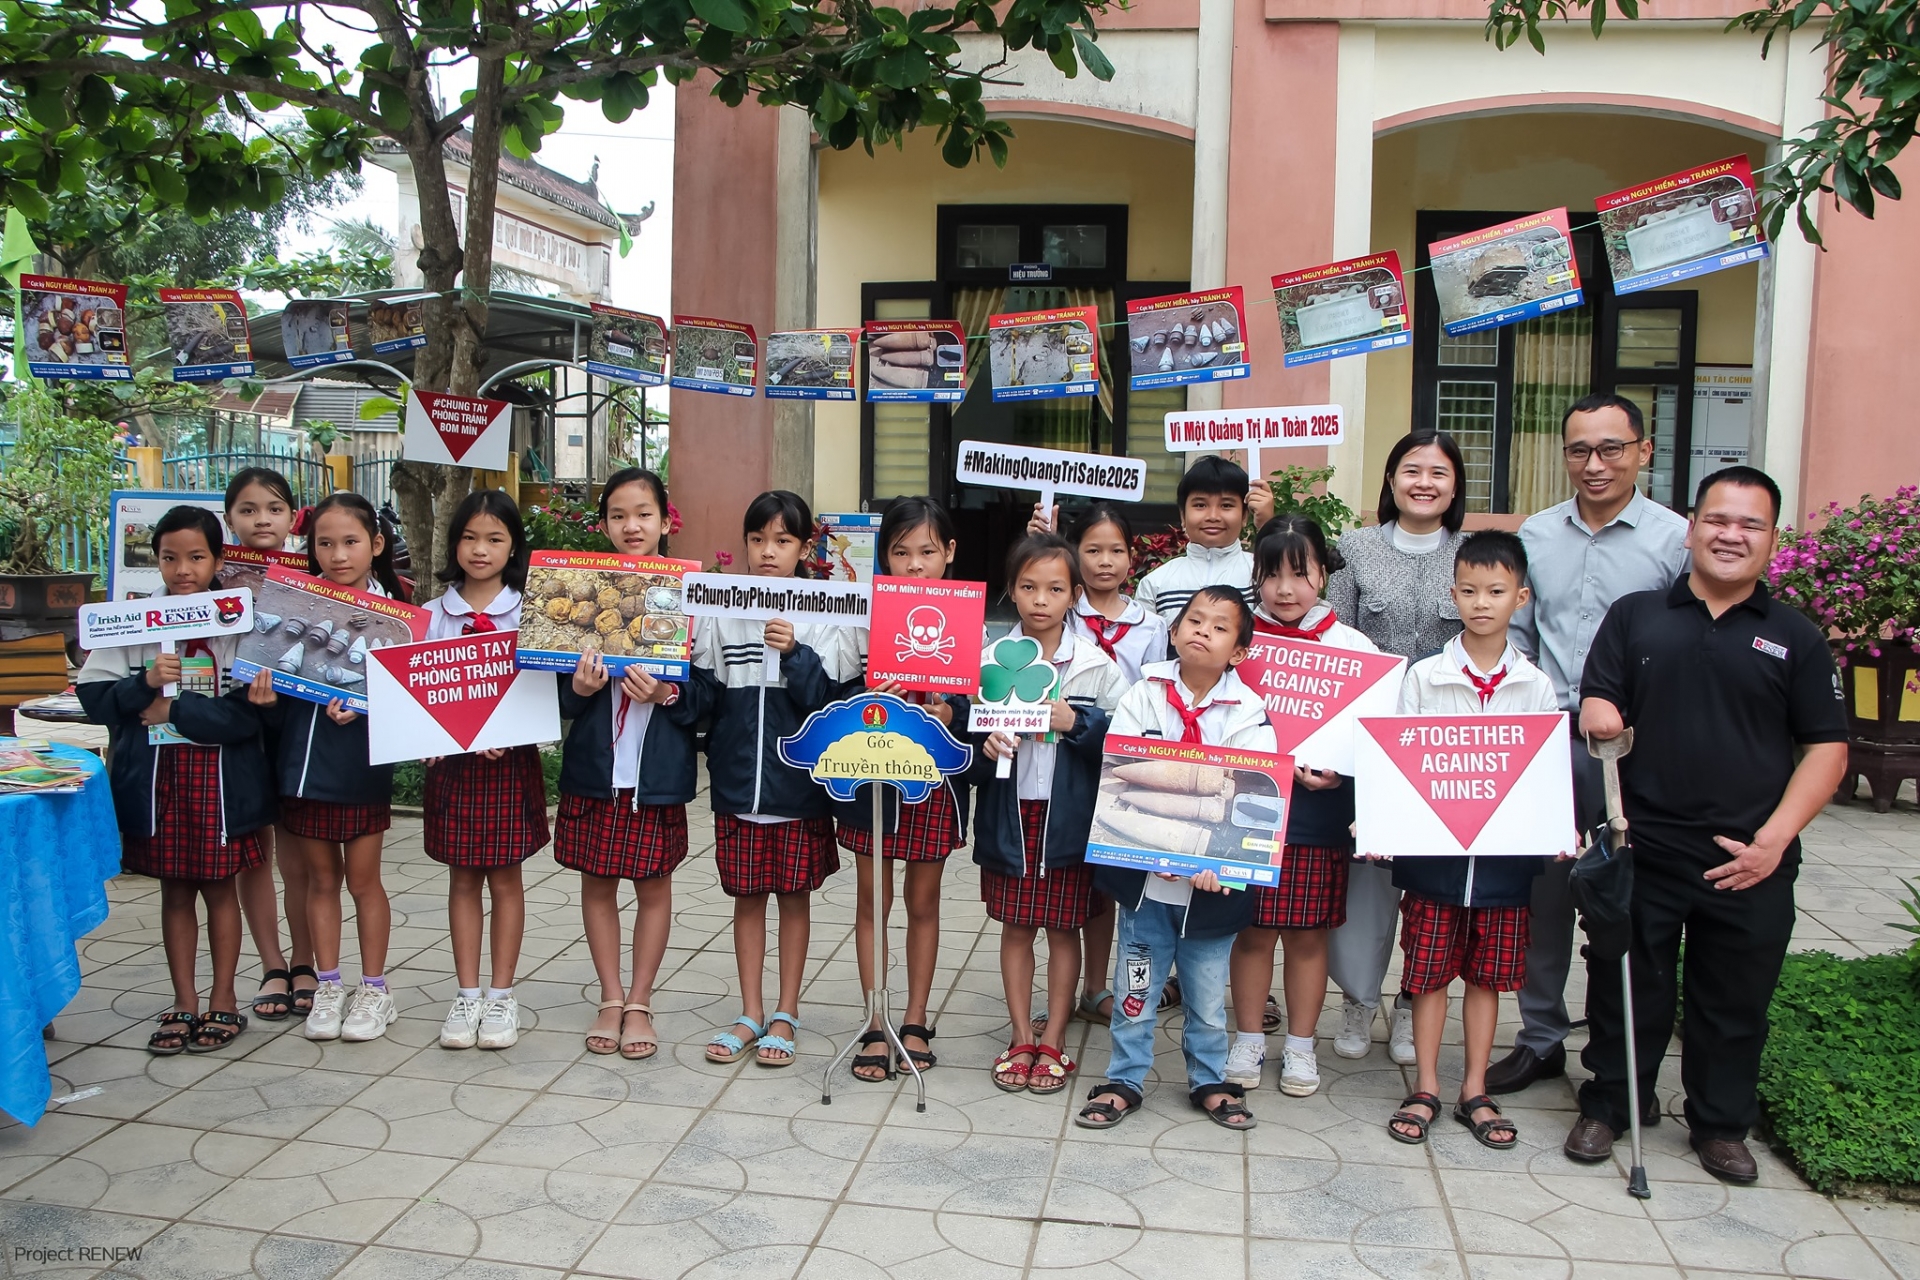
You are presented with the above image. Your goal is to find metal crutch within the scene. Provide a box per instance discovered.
[1588,729,1651,1200]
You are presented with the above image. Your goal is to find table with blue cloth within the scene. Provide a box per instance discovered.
[0,740,120,1126]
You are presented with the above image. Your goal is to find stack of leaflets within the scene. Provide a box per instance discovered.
[0,740,90,795]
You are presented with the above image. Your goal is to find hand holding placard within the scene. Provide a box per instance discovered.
[1161,404,1345,489]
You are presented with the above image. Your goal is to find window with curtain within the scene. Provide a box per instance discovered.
[1509,309,1592,513]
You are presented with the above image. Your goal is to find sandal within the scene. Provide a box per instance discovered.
[190,1009,247,1053]
[1074,1081,1143,1129]
[895,1023,937,1074]
[1195,1084,1257,1130]
[851,1030,890,1082]
[992,1043,1038,1092]
[289,965,319,1018]
[585,1001,625,1055]
[1076,989,1114,1023]
[756,1012,800,1067]
[1026,1044,1075,1095]
[1389,1091,1441,1145]
[251,968,294,1021]
[706,1014,766,1064]
[1029,1010,1049,1041]
[1454,1094,1519,1149]
[1159,973,1182,1012]
[1261,994,1282,1035]
[147,1010,198,1056]
[619,1003,658,1061]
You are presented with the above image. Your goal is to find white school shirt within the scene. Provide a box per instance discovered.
[1395,634,1560,717]
[423,583,523,639]
[1004,625,1128,802]
[1135,541,1255,624]
[1067,595,1169,685]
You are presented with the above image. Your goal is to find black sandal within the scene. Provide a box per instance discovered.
[189,1009,248,1053]
[1074,1081,1143,1130]
[288,965,319,1018]
[850,1030,890,1082]
[896,1023,937,1074]
[1194,1083,1257,1130]
[252,968,294,1021]
[147,1010,198,1056]
[1389,1091,1441,1145]
[1261,994,1282,1035]
[1454,1094,1519,1149]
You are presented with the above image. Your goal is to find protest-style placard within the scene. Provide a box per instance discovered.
[987,306,1099,401]
[766,329,858,400]
[681,573,872,682]
[586,304,669,385]
[1238,637,1405,773]
[670,315,758,396]
[517,551,699,679]
[969,634,1065,770]
[19,275,130,381]
[1161,404,1344,487]
[160,288,254,380]
[813,513,882,581]
[402,389,512,470]
[955,439,1147,521]
[1596,155,1770,295]
[1429,210,1585,337]
[228,568,430,713]
[1272,252,1411,367]
[1087,736,1297,888]
[79,588,254,651]
[1354,713,1575,857]
[864,321,966,402]
[366,633,562,765]
[367,293,432,354]
[1124,287,1251,390]
[281,299,355,368]
[105,491,232,601]
[866,577,986,693]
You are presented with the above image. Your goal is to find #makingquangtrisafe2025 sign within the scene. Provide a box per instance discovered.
[160,288,254,381]
[1272,252,1411,367]
[1596,155,1770,295]
[18,275,129,381]
[1354,714,1574,858]
[956,440,1147,519]
[1087,736,1298,887]
[1429,210,1585,337]
[1124,287,1250,390]
[987,306,1099,401]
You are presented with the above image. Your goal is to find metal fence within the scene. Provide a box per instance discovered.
[352,447,403,512]
[159,449,332,503]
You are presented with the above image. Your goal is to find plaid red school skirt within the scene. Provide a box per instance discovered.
[836,785,963,862]
[120,745,266,882]
[714,813,838,897]
[554,794,689,881]
[1398,893,1530,995]
[278,796,392,843]
[980,799,1096,930]
[424,747,550,868]
[1250,844,1350,931]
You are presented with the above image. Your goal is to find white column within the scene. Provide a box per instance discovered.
[1184,0,1235,417]
[1326,23,1377,508]
[772,106,818,500]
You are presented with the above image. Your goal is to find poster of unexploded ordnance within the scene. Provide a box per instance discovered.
[586,304,669,386]
[1086,736,1296,887]
[515,551,702,679]
[1595,156,1770,295]
[228,568,429,713]
[766,329,858,401]
[1428,209,1584,337]
[864,321,967,402]
[987,306,1100,401]
[670,315,758,397]
[1272,251,1413,367]
[1125,288,1251,390]
[18,275,130,381]
[161,288,254,381]
[282,299,355,368]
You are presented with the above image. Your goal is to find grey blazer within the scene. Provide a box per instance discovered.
[1324,523,1469,659]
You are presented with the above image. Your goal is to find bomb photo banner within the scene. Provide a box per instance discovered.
[160,288,253,381]
[1596,155,1770,295]
[765,328,858,400]
[1272,252,1411,367]
[987,306,1099,401]
[18,275,129,381]
[1429,209,1585,337]
[1087,736,1298,887]
[282,299,355,369]
[587,304,669,386]
[1124,287,1250,390]
[670,315,758,396]
[864,320,966,402]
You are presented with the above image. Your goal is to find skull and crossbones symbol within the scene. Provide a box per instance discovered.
[895,606,956,665]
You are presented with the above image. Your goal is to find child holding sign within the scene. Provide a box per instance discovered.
[1384,532,1557,1150]
[422,491,550,1052]
[79,507,275,1054]
[1077,586,1276,1132]
[1134,456,1274,623]
[971,534,1126,1096]
[1228,515,1383,1097]
[693,491,860,1068]
[554,468,706,1061]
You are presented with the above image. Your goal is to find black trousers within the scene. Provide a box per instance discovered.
[1577,843,1797,1142]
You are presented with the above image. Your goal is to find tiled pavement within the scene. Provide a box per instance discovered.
[4,779,1917,1279]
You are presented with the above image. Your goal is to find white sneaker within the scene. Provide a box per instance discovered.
[340,985,396,1042]
[1225,1038,1266,1087]
[475,996,520,1050]
[439,995,482,1049]
[304,980,346,1040]
[1278,1044,1321,1096]
[1334,997,1373,1059]
[1389,1001,1417,1066]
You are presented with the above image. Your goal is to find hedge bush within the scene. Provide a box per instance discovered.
[391,748,563,808]
[1759,948,1920,1192]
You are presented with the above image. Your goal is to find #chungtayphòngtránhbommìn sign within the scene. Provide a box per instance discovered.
[1595,155,1770,295]
[1428,210,1584,337]
[1272,252,1411,367]
[366,633,562,765]
[403,388,512,471]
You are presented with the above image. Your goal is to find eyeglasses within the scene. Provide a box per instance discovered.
[1562,440,1638,463]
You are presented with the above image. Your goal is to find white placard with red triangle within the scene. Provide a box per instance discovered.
[1238,636,1405,773]
[366,634,561,764]
[1354,713,1575,858]
[403,389,512,470]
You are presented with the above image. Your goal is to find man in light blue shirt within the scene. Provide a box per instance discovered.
[1488,392,1692,1095]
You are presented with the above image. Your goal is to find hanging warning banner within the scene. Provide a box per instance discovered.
[765,329,859,401]
[586,304,669,386]
[282,299,355,369]
[670,315,758,396]
[368,293,433,354]
[987,306,1100,401]
[1596,155,1770,295]
[160,288,254,381]
[1429,210,1585,337]
[1124,287,1251,390]
[865,320,967,402]
[18,275,130,381]
[1354,714,1575,857]
[1272,252,1412,367]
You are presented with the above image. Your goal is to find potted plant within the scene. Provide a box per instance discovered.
[0,382,119,621]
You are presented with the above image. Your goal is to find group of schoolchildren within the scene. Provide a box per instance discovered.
[82,453,1561,1149]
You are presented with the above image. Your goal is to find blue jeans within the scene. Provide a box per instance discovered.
[1104,898,1233,1096]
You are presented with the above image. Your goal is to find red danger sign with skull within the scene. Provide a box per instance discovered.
[867,576,987,694]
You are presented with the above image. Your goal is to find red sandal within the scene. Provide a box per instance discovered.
[1027,1044,1076,1095]
[992,1043,1038,1092]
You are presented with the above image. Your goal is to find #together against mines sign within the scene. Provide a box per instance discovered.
[1355,714,1574,858]
[404,389,512,470]
[1236,636,1405,773]
[367,634,562,764]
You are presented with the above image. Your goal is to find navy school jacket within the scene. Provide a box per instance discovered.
[556,671,709,805]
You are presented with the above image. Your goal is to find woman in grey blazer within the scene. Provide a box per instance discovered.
[1323,429,1469,1066]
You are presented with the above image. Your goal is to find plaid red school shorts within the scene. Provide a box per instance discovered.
[119,745,266,882]
[424,746,550,868]
[714,813,838,897]
[836,785,963,862]
[1398,893,1531,995]
[1250,844,1350,931]
[278,796,392,843]
[554,794,689,881]
[979,800,1096,930]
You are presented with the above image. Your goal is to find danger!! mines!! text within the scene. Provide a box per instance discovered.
[681,582,870,617]
[959,451,1140,489]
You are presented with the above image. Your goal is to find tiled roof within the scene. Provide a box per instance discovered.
[371,133,627,232]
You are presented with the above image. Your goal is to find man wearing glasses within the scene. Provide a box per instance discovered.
[1489,393,1690,1095]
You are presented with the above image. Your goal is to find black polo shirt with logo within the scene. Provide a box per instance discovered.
[1579,575,1849,866]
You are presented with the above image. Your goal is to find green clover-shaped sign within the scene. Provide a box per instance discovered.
[979,636,1059,703]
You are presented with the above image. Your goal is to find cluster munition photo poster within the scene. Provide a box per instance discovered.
[1124,287,1250,390]
[670,315,758,397]
[586,304,669,386]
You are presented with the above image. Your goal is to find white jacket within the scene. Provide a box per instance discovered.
[1135,542,1255,624]
[1110,660,1278,752]
[1067,594,1169,685]
[1396,635,1560,716]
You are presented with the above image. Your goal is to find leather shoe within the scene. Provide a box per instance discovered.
[1693,1137,1759,1184]
[1563,1115,1618,1163]
[1485,1042,1566,1094]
